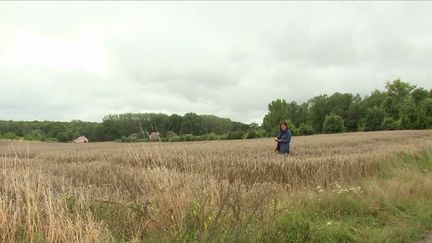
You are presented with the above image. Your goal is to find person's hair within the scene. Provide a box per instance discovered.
[279,121,288,131]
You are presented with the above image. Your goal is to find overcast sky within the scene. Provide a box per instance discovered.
[1,2,431,124]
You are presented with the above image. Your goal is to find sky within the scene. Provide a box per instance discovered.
[1,2,432,124]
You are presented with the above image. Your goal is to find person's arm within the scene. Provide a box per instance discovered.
[275,131,281,142]
[278,131,291,142]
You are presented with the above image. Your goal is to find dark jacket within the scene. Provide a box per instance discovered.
[275,129,292,154]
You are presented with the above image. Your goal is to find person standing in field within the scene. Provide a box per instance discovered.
[275,121,292,154]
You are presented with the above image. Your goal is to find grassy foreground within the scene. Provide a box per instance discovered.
[255,151,432,243]
[150,151,432,242]
[1,131,432,242]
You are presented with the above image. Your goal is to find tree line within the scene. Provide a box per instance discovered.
[0,113,259,142]
[262,79,432,135]
[1,79,431,143]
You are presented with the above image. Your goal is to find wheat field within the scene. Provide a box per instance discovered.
[1,130,432,242]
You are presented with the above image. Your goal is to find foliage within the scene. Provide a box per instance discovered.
[55,132,70,142]
[296,123,315,136]
[0,113,250,143]
[381,117,399,130]
[1,79,430,143]
[227,131,245,140]
[262,99,290,133]
[364,106,386,131]
[246,130,259,139]
[322,113,345,133]
[262,79,429,135]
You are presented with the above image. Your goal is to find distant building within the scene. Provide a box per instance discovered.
[149,132,160,141]
[129,133,141,139]
[73,136,89,143]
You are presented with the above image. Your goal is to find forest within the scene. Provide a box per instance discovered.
[1,79,431,142]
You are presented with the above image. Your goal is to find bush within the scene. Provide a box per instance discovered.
[322,113,346,133]
[23,134,35,141]
[218,134,228,140]
[255,129,269,138]
[166,131,178,139]
[246,130,259,139]
[227,131,244,140]
[365,106,385,131]
[2,132,17,140]
[200,134,209,141]
[207,133,218,140]
[55,132,70,142]
[296,123,315,136]
[169,135,182,142]
[381,117,399,130]
[182,134,196,142]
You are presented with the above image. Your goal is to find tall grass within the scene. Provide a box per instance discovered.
[0,130,431,242]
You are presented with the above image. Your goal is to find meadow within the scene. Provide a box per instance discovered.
[1,130,432,242]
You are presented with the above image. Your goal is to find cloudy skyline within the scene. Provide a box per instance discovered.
[1,2,431,124]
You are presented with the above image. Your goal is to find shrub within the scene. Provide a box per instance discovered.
[322,113,346,133]
[218,134,228,140]
[227,131,244,140]
[382,117,399,130]
[246,130,259,139]
[166,131,178,139]
[169,135,182,142]
[365,106,385,131]
[255,129,269,138]
[182,134,196,142]
[296,123,315,136]
[207,133,218,140]
[55,132,70,142]
[2,132,17,140]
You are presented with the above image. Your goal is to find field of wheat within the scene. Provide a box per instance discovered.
[1,130,432,242]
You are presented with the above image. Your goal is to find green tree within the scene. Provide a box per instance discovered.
[246,130,259,139]
[361,90,387,111]
[322,113,345,133]
[227,131,244,140]
[416,98,432,129]
[262,99,289,133]
[167,114,183,135]
[56,132,70,142]
[308,95,330,132]
[383,79,416,119]
[346,94,362,131]
[381,117,399,130]
[399,98,418,129]
[411,88,429,106]
[286,101,308,127]
[181,113,203,135]
[296,123,315,136]
[365,106,386,131]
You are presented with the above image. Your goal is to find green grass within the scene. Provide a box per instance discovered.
[255,151,432,243]
[39,151,432,242]
[154,151,432,243]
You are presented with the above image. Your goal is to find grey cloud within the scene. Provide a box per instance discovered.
[1,2,432,123]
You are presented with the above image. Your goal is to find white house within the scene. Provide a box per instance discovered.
[149,132,160,141]
[73,136,89,143]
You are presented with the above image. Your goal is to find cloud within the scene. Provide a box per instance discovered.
[0,2,431,124]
